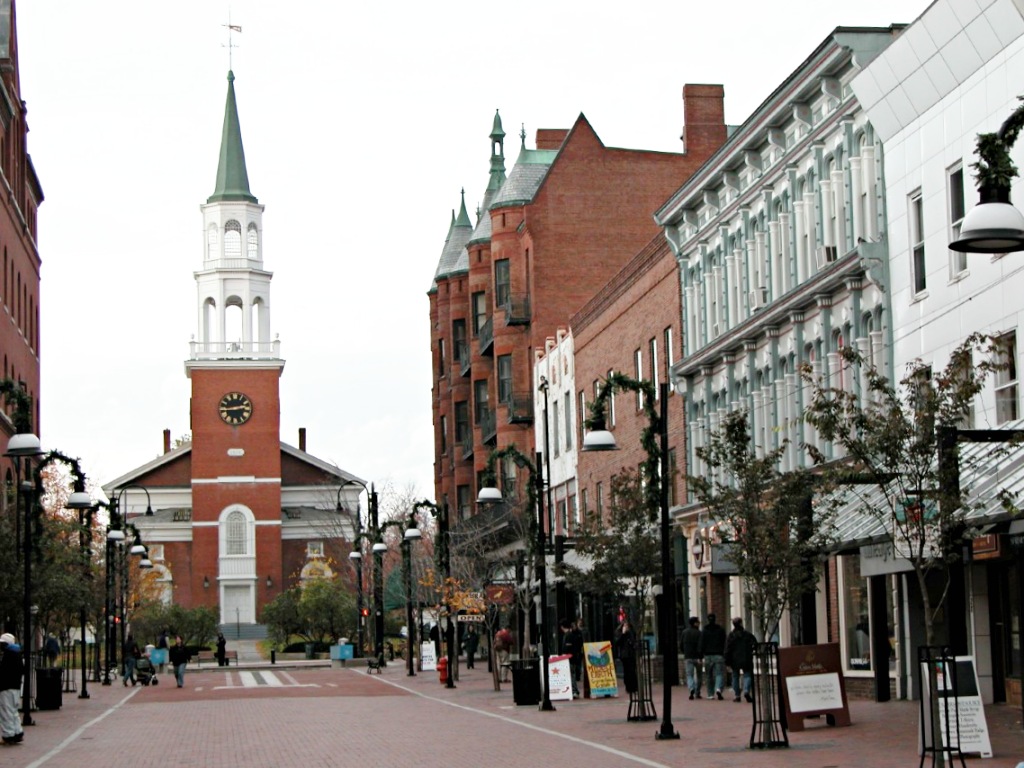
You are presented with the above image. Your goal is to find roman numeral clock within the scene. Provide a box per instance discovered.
[218,391,253,426]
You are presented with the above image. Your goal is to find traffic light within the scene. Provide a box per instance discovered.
[360,608,370,618]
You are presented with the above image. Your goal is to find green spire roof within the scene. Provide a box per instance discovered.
[488,109,507,192]
[490,109,505,141]
[208,71,257,204]
[455,188,472,228]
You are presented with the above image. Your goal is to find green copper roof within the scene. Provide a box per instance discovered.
[455,188,472,228]
[208,71,258,204]
[490,109,505,140]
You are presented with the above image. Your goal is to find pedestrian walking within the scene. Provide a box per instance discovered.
[216,633,227,667]
[463,626,479,669]
[559,618,583,698]
[725,617,756,702]
[494,626,513,681]
[156,629,169,673]
[615,619,638,694]
[0,633,23,745]
[680,616,703,699]
[43,634,60,667]
[169,635,189,688]
[700,613,727,700]
[123,633,141,687]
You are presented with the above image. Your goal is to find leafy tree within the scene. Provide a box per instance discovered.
[560,469,660,634]
[299,578,355,645]
[689,410,833,639]
[260,588,303,648]
[801,332,1005,646]
[130,603,218,649]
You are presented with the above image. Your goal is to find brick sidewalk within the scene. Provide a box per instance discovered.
[6,662,1023,767]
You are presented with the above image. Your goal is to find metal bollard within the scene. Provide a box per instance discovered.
[271,649,276,664]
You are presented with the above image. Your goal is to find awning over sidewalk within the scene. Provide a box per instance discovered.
[821,420,1024,552]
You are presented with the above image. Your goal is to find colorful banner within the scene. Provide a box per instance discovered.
[583,641,617,697]
[547,654,573,701]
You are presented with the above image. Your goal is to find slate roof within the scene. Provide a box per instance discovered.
[489,148,558,209]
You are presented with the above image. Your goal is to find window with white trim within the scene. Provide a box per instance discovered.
[247,223,259,260]
[910,190,926,294]
[996,332,1019,424]
[307,541,324,558]
[225,510,247,555]
[224,220,242,260]
[948,165,966,277]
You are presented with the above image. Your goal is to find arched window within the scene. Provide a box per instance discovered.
[247,223,258,260]
[224,220,242,259]
[207,224,218,260]
[226,510,247,555]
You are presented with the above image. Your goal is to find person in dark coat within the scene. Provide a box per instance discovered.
[559,619,584,697]
[122,633,140,687]
[700,613,727,699]
[725,617,757,702]
[215,633,227,666]
[0,633,24,745]
[168,635,189,688]
[615,619,638,694]
[463,626,479,669]
[680,616,703,699]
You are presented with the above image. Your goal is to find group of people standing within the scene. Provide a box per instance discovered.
[680,613,756,702]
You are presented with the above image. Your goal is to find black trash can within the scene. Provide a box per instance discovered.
[36,667,62,710]
[509,659,540,706]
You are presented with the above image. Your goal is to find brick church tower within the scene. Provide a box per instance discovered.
[183,69,285,625]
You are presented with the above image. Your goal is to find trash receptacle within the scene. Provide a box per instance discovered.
[36,667,62,710]
[509,659,540,706]
[304,643,315,659]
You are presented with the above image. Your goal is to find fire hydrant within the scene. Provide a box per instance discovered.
[437,657,448,685]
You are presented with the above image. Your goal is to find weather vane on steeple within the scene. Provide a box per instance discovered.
[223,13,242,71]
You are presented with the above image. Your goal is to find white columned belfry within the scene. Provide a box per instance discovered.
[192,70,275,360]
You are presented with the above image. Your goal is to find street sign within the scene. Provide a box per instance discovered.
[456,614,485,623]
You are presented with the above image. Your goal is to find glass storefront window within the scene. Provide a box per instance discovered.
[840,554,896,673]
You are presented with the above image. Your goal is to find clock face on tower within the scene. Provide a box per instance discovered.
[218,391,253,426]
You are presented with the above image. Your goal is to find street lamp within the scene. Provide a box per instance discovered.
[583,375,679,741]
[67,488,93,700]
[951,99,1024,253]
[5,430,43,726]
[403,521,422,677]
[478,446,555,712]
[348,550,364,657]
[102,501,125,685]
[337,480,385,660]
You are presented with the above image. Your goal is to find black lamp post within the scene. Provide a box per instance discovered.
[951,98,1024,253]
[5,431,43,726]
[348,550,364,657]
[478,446,555,712]
[67,487,93,700]
[403,517,422,676]
[584,375,679,741]
[336,480,384,659]
[102,500,125,685]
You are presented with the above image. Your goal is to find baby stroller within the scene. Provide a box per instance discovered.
[135,656,159,686]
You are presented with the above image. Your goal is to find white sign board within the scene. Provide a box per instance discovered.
[420,642,437,671]
[920,656,992,759]
[546,655,573,701]
[785,672,844,713]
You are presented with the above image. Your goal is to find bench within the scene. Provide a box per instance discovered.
[195,650,238,667]
[366,654,385,674]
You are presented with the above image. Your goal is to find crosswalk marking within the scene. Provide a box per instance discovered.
[213,670,319,690]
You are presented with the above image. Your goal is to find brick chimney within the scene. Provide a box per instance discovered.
[163,429,171,454]
[536,128,569,150]
[298,427,306,452]
[681,84,726,157]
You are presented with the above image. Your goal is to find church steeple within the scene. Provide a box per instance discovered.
[488,109,506,192]
[208,71,257,204]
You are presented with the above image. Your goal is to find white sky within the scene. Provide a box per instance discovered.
[16,0,928,498]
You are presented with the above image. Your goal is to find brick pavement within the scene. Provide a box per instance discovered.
[5,661,1023,767]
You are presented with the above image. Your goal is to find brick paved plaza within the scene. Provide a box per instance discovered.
[9,661,1024,767]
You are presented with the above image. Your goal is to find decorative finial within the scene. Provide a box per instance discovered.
[223,14,242,71]
[520,124,526,149]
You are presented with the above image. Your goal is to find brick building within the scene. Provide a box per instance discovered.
[0,0,43,458]
[102,70,361,633]
[429,86,727,526]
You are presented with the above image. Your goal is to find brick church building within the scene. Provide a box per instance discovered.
[102,70,362,632]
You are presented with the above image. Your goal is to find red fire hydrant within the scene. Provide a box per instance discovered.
[437,657,448,685]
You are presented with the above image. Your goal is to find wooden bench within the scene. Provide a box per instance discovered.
[366,653,385,674]
[195,650,238,667]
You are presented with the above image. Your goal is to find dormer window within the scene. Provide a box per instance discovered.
[224,220,242,259]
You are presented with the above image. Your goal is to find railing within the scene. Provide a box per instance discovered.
[189,340,282,361]
[506,393,534,423]
[480,408,497,445]
[503,294,531,326]
[456,341,471,377]
[478,317,493,356]
[460,433,474,461]
[201,257,262,270]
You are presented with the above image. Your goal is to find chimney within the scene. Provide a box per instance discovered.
[535,128,569,150]
[681,84,727,157]
[298,428,306,452]
[163,429,171,454]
